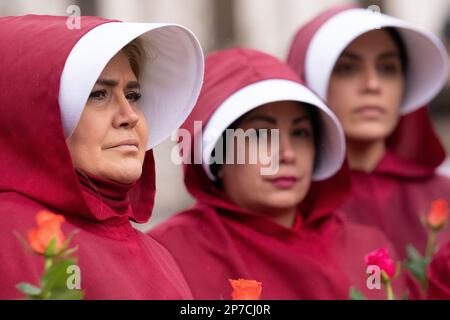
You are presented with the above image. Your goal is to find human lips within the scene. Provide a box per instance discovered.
[106,139,139,151]
[267,176,298,189]
[353,105,385,118]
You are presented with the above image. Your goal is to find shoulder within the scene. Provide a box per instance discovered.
[148,204,231,250]
[333,214,397,252]
[150,205,217,238]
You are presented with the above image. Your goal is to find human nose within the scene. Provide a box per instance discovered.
[112,94,139,129]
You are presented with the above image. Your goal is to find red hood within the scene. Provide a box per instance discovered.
[0,15,155,223]
[181,48,350,227]
[386,107,446,172]
[287,5,446,175]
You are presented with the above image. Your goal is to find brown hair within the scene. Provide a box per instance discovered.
[121,37,146,79]
[385,27,409,74]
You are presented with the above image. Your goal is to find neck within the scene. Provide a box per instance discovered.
[346,138,386,173]
[76,169,135,215]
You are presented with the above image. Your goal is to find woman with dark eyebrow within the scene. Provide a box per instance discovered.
[150,48,407,300]
[287,5,450,290]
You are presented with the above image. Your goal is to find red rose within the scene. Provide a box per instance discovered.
[28,210,65,255]
[427,199,449,231]
[229,279,262,300]
[365,248,396,279]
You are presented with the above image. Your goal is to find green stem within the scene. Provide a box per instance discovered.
[44,257,53,271]
[385,280,395,300]
[421,230,437,295]
[425,230,437,262]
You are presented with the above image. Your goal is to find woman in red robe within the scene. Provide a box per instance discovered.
[150,48,407,300]
[287,5,450,262]
[0,15,203,299]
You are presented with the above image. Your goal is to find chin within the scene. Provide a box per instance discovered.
[264,192,303,209]
[105,164,143,184]
[347,127,393,142]
[114,174,141,184]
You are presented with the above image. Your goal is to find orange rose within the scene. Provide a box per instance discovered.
[28,210,65,255]
[229,279,262,300]
[427,199,449,230]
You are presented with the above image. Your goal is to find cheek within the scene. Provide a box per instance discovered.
[229,164,262,186]
[384,110,401,135]
[294,143,315,173]
[66,116,108,170]
[222,164,265,201]
[66,134,99,171]
[327,80,356,121]
[136,115,149,160]
[384,80,404,111]
[137,113,148,146]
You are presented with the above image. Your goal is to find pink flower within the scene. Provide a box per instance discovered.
[365,248,396,279]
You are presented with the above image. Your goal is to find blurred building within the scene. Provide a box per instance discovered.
[1,0,449,230]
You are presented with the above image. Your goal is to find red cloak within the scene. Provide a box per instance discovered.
[0,15,193,299]
[150,48,407,300]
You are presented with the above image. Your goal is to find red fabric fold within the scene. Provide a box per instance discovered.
[0,15,191,299]
[151,48,408,299]
[287,3,450,264]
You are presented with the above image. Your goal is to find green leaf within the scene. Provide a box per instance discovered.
[404,245,428,289]
[349,287,366,300]
[16,282,42,296]
[406,245,423,262]
[60,245,79,259]
[13,230,33,255]
[40,258,77,295]
[404,259,428,288]
[59,229,79,255]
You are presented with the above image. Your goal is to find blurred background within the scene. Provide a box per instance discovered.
[1,0,449,231]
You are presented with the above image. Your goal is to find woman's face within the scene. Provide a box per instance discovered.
[66,51,148,184]
[219,101,315,216]
[327,29,405,143]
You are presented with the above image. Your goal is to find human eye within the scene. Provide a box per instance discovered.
[378,62,401,76]
[89,89,107,100]
[333,61,359,76]
[292,128,312,138]
[126,91,142,102]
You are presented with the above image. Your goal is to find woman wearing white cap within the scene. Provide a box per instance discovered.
[150,48,406,299]
[0,15,203,299]
[287,4,450,262]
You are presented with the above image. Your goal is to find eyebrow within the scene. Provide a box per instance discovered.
[292,115,310,124]
[95,78,140,89]
[244,115,277,125]
[243,115,310,125]
[341,52,361,61]
[378,51,401,60]
[341,50,400,61]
